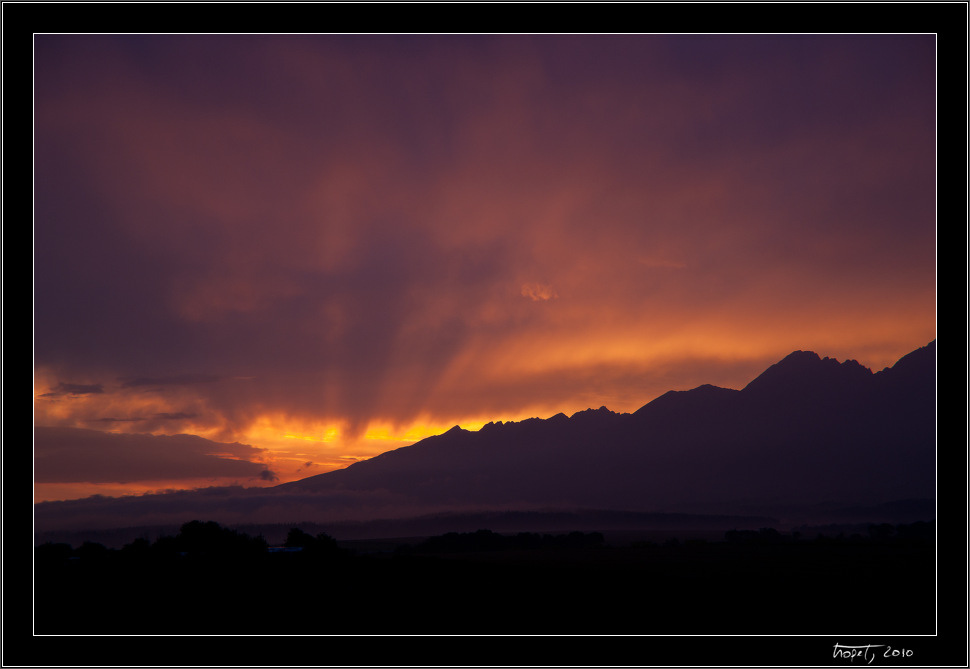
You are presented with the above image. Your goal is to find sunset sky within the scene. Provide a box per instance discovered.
[33,34,937,502]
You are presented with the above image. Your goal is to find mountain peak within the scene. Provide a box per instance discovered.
[778,349,821,364]
[570,406,615,420]
[633,383,739,417]
[742,348,872,398]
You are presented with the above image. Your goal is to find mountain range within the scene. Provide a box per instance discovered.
[34,341,936,537]
[278,340,936,513]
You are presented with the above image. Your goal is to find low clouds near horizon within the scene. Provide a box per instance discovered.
[33,35,936,497]
[34,426,272,485]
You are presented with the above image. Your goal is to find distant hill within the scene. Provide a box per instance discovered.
[35,341,936,536]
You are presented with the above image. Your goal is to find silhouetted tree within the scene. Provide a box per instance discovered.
[174,520,267,558]
[314,532,339,553]
[284,527,315,548]
[725,528,789,544]
[868,523,895,541]
[122,536,151,553]
[895,520,934,542]
[151,534,183,558]
[758,527,782,543]
[75,541,109,561]
[283,527,340,556]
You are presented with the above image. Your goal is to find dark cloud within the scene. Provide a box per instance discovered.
[42,383,105,398]
[153,412,198,421]
[88,412,198,424]
[121,375,222,388]
[258,470,279,482]
[34,427,268,484]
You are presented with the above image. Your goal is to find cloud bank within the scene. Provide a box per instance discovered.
[34,427,271,484]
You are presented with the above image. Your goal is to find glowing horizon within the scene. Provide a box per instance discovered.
[33,337,935,503]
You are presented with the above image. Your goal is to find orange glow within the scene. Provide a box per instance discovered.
[284,427,340,443]
[33,479,267,505]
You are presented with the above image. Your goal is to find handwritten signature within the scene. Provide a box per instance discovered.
[833,644,915,664]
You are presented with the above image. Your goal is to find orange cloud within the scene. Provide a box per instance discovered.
[520,282,558,301]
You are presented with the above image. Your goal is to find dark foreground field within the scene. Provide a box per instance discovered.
[33,521,936,636]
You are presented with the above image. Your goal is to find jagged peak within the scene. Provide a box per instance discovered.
[742,348,873,396]
[774,350,871,375]
[778,349,822,363]
[569,405,614,419]
[690,383,739,394]
[836,357,869,372]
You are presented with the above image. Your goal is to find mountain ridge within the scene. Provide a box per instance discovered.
[279,340,935,513]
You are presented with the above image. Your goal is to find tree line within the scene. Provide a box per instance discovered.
[35,518,934,565]
[34,519,343,565]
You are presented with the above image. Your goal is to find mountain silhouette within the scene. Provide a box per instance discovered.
[278,341,936,516]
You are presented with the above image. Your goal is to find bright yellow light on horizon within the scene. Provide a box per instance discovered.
[363,423,441,443]
[284,427,340,443]
[362,418,498,444]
